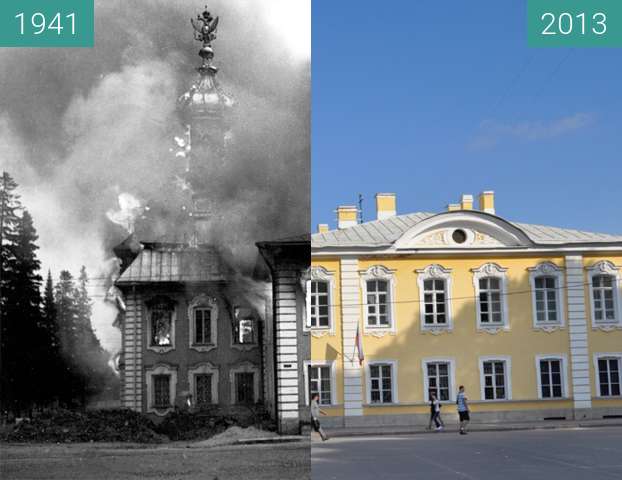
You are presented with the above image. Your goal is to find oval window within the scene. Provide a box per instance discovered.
[452,229,467,244]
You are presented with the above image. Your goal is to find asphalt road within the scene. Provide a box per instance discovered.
[312,427,622,480]
[0,441,311,480]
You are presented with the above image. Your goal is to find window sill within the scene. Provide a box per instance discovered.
[363,327,395,337]
[147,345,174,354]
[365,402,400,407]
[591,322,622,332]
[421,325,452,335]
[231,343,258,351]
[190,344,216,353]
[476,324,509,334]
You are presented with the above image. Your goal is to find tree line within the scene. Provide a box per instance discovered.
[1,171,117,418]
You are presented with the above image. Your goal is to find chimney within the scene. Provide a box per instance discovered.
[376,193,396,220]
[317,223,329,234]
[336,205,358,229]
[479,191,496,215]
[447,203,460,212]
[460,194,473,210]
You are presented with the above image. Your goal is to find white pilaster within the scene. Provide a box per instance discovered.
[340,257,364,421]
[274,269,300,433]
[122,291,142,411]
[565,255,592,410]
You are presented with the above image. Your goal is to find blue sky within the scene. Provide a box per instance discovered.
[312,0,621,234]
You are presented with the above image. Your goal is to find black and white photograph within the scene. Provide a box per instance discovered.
[1,1,311,479]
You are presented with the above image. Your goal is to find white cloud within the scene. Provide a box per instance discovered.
[468,113,594,150]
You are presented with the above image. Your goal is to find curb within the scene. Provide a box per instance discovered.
[322,422,622,438]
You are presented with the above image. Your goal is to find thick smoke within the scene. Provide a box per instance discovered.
[0,0,310,352]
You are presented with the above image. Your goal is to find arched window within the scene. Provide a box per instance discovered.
[146,296,176,353]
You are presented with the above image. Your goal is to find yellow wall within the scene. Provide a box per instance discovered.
[312,253,622,415]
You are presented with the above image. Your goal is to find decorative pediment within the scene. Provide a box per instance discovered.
[394,211,532,250]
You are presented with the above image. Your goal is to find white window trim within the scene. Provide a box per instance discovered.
[360,265,397,336]
[416,264,453,334]
[188,362,220,406]
[472,263,510,333]
[587,261,622,331]
[188,294,218,353]
[146,364,178,416]
[478,355,512,401]
[146,297,176,354]
[229,361,260,405]
[593,352,622,398]
[365,359,398,405]
[305,266,336,336]
[421,357,456,403]
[535,354,569,399]
[303,360,337,406]
[528,262,566,331]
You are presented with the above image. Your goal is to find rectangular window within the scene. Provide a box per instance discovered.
[234,318,255,344]
[195,374,213,408]
[151,308,172,346]
[535,276,558,323]
[423,279,447,325]
[598,358,621,397]
[369,364,393,404]
[235,372,255,404]
[540,359,563,398]
[426,362,450,401]
[593,275,616,322]
[482,360,506,400]
[194,308,212,345]
[366,280,390,327]
[153,374,170,408]
[310,280,330,328]
[308,365,332,405]
[479,277,503,324]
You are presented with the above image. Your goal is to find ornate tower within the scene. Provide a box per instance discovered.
[178,6,234,224]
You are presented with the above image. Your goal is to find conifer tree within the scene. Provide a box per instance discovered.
[0,172,22,415]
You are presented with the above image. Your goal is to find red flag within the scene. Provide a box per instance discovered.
[355,323,364,365]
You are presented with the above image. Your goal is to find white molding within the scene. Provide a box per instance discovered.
[421,357,456,403]
[472,263,509,333]
[592,352,622,398]
[586,261,622,330]
[188,362,220,405]
[528,262,566,331]
[302,360,337,406]
[416,264,453,333]
[394,211,533,250]
[145,364,178,416]
[360,265,397,335]
[229,361,260,405]
[365,360,398,405]
[534,354,569,399]
[187,294,218,353]
[305,266,336,336]
[313,246,622,257]
[478,355,512,401]
[146,297,176,354]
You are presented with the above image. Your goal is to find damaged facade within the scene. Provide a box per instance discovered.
[111,8,309,433]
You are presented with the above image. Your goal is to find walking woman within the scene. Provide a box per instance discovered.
[427,391,444,431]
[311,393,329,441]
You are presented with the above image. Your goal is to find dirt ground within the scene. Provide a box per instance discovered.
[0,441,311,480]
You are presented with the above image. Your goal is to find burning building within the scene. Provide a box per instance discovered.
[112,7,309,432]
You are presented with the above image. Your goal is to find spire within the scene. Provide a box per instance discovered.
[175,5,236,245]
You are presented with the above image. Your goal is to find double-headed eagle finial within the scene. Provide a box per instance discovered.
[191,6,219,46]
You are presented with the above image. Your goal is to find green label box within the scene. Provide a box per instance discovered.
[0,0,94,47]
[528,0,622,47]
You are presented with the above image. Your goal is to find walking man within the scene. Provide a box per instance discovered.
[456,385,470,435]
[311,393,329,441]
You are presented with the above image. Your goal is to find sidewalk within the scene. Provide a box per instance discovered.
[322,418,622,438]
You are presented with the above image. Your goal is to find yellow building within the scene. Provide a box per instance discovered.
[310,192,622,427]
